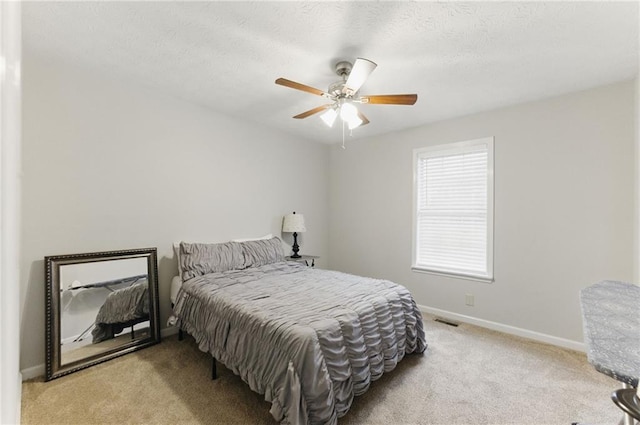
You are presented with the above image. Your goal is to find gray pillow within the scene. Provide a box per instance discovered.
[179,241,244,279]
[241,237,285,268]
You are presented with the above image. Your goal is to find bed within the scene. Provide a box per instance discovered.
[170,237,427,425]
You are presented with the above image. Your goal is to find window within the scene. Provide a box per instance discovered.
[412,137,494,281]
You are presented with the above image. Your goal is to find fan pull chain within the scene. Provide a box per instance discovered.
[342,120,346,149]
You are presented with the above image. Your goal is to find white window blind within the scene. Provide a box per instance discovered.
[413,138,494,281]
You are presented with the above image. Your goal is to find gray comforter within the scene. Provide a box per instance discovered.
[172,262,427,425]
[92,281,149,343]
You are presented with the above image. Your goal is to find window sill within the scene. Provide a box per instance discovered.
[411,266,494,284]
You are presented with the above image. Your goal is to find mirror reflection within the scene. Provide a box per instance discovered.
[59,258,150,365]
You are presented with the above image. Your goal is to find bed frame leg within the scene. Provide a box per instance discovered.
[211,357,217,380]
[178,328,183,341]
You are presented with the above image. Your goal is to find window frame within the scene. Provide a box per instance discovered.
[411,137,495,283]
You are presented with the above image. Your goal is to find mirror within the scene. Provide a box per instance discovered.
[45,248,160,381]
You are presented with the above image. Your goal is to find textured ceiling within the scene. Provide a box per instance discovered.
[23,1,639,144]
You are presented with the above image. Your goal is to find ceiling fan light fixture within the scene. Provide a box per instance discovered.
[336,102,362,129]
[347,115,363,130]
[339,102,359,122]
[320,108,338,127]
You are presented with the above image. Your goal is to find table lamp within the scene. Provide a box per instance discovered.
[282,212,306,258]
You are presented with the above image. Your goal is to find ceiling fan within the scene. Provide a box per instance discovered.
[275,58,417,130]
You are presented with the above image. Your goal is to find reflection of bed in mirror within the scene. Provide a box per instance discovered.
[60,274,150,353]
[91,277,149,343]
[58,257,150,359]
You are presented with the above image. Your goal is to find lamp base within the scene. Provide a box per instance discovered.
[290,232,301,258]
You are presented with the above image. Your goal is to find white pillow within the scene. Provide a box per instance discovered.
[231,233,273,243]
[170,275,182,305]
[173,242,183,281]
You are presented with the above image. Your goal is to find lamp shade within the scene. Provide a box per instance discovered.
[282,212,306,233]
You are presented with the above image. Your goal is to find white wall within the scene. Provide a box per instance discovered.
[329,81,635,346]
[20,51,330,372]
[635,75,640,284]
[1,2,22,423]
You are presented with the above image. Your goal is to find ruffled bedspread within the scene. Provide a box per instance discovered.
[172,262,427,425]
[92,281,149,343]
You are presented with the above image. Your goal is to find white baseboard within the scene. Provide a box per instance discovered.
[161,326,179,338]
[21,327,180,381]
[21,364,44,381]
[418,304,585,352]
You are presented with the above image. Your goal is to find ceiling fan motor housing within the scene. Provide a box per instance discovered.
[328,80,347,97]
[334,61,353,77]
[328,61,354,97]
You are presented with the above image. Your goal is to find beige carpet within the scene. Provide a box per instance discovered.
[22,316,623,425]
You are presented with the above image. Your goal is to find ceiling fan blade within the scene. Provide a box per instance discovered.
[343,58,377,95]
[357,111,370,126]
[293,104,332,119]
[360,94,418,105]
[276,78,327,97]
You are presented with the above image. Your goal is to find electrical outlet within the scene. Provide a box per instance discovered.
[465,293,474,306]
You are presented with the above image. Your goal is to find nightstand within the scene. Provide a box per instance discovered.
[285,255,319,267]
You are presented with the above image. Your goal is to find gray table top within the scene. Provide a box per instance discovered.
[580,280,640,387]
